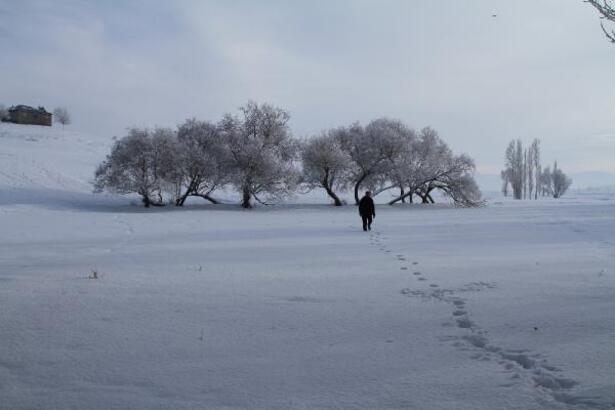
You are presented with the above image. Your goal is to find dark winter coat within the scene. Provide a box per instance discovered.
[358,196,375,217]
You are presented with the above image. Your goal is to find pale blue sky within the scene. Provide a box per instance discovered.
[1,0,614,177]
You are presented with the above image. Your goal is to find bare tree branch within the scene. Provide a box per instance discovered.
[586,0,615,43]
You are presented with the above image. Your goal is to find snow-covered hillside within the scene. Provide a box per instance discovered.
[0,123,111,192]
[1,123,615,409]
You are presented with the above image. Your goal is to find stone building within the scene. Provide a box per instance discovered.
[6,105,52,126]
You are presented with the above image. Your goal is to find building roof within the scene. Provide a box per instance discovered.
[9,105,51,115]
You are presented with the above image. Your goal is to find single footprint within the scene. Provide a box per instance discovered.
[452,310,466,316]
[429,284,439,288]
[457,317,474,329]
[413,272,421,276]
[452,300,465,307]
[418,277,427,281]
[412,261,418,265]
[400,267,408,270]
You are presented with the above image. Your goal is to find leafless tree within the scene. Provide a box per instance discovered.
[219,101,299,208]
[523,148,529,199]
[503,139,524,199]
[503,138,550,200]
[301,130,351,206]
[433,162,483,207]
[172,119,227,206]
[387,127,483,206]
[552,161,573,198]
[375,125,417,203]
[540,166,553,196]
[53,107,71,128]
[94,127,176,207]
[337,118,407,205]
[0,104,8,121]
[501,169,510,197]
[586,0,615,43]
[530,139,541,200]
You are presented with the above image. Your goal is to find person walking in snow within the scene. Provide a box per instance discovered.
[358,191,376,231]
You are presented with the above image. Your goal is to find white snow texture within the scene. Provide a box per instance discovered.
[1,123,614,409]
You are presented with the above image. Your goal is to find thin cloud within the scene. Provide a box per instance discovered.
[1,0,614,173]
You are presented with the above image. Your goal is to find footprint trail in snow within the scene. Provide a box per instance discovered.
[368,230,612,410]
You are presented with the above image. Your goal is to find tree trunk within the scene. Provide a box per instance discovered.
[400,187,405,203]
[141,193,164,207]
[426,193,435,203]
[325,186,343,206]
[176,179,198,206]
[354,181,360,205]
[354,174,368,205]
[242,187,252,208]
[388,190,413,205]
[175,191,189,206]
[197,193,220,204]
[322,171,343,206]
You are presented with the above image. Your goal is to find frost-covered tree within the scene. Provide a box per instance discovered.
[337,118,407,205]
[53,107,71,128]
[0,104,8,121]
[412,154,481,206]
[587,0,615,43]
[387,127,482,206]
[503,139,524,200]
[552,161,572,198]
[301,130,351,206]
[540,166,553,196]
[219,101,299,208]
[523,148,529,199]
[172,119,227,206]
[94,127,177,207]
[373,125,417,203]
[432,157,483,207]
[531,139,541,200]
[388,126,446,204]
[501,139,534,199]
[503,138,550,200]
[501,169,510,197]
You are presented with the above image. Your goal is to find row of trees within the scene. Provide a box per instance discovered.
[501,139,572,199]
[94,102,482,208]
[302,121,481,206]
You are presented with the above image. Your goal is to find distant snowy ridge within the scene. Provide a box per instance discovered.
[569,171,615,191]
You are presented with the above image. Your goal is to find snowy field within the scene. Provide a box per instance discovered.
[1,125,615,409]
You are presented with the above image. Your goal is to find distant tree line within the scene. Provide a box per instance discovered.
[94,101,483,208]
[500,139,572,199]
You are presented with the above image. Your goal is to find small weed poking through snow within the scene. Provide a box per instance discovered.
[88,269,99,280]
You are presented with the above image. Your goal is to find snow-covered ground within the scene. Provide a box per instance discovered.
[1,124,614,409]
[0,123,112,192]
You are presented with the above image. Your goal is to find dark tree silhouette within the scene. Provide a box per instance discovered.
[587,0,615,43]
